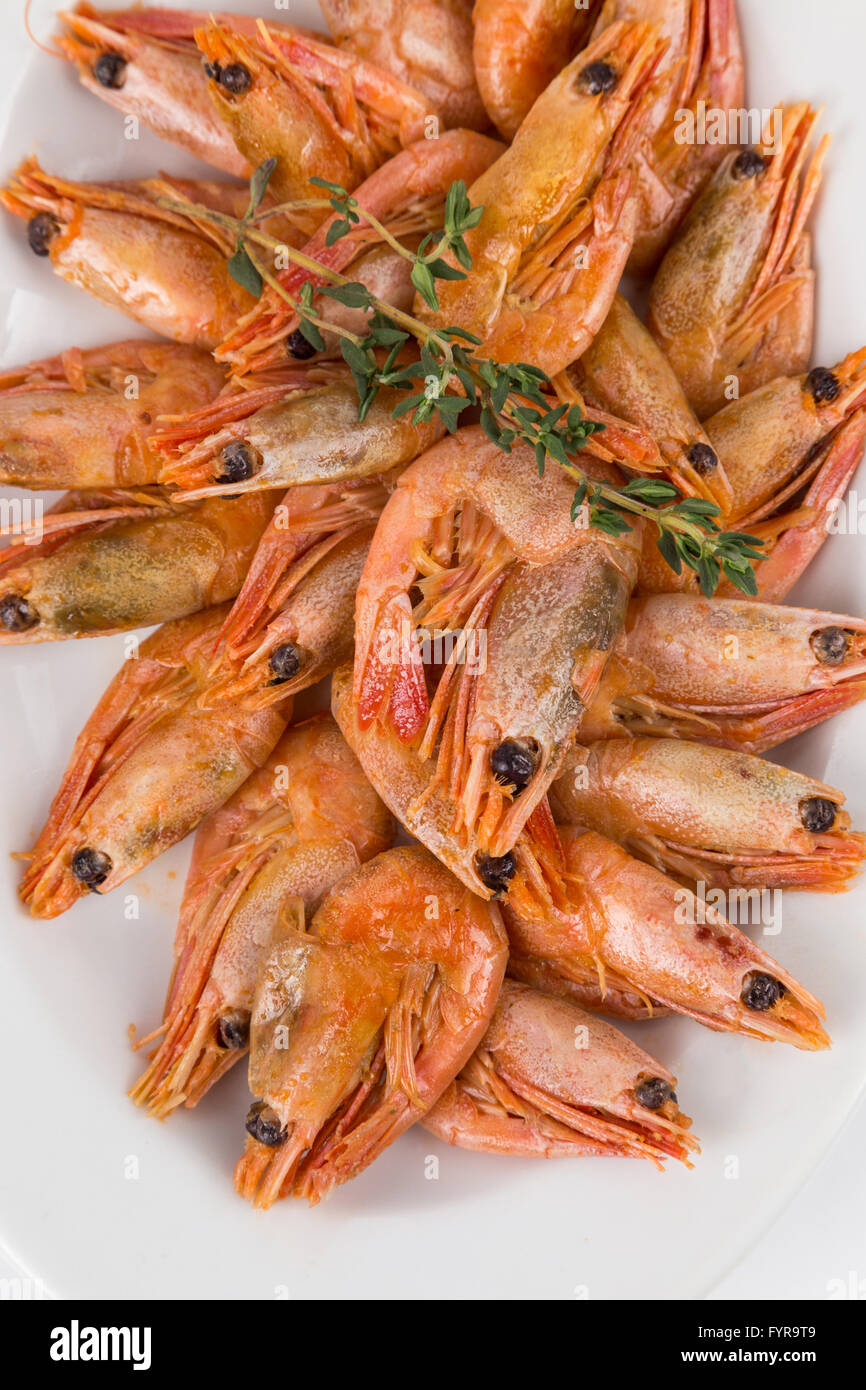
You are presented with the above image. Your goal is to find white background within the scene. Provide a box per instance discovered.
[0,0,865,1300]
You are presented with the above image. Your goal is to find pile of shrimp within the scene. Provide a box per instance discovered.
[3,0,866,1206]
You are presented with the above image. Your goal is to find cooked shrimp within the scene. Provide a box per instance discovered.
[424,980,697,1163]
[0,341,225,490]
[569,293,734,512]
[154,364,442,497]
[352,427,642,872]
[333,662,572,917]
[0,489,277,642]
[704,351,866,600]
[18,606,290,919]
[234,845,508,1206]
[507,829,829,1049]
[621,0,745,270]
[648,104,830,418]
[54,4,251,176]
[195,19,435,212]
[552,739,866,890]
[579,595,866,751]
[729,415,866,603]
[472,0,602,140]
[634,349,866,598]
[130,714,393,1117]
[202,477,392,711]
[424,22,667,375]
[473,1,744,269]
[0,161,255,347]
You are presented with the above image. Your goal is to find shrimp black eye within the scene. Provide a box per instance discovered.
[216,440,262,484]
[800,797,838,833]
[805,367,841,405]
[286,328,318,360]
[635,1077,674,1110]
[490,739,537,794]
[71,847,113,890]
[0,594,39,631]
[732,149,767,180]
[686,442,719,476]
[27,213,60,257]
[476,851,517,895]
[218,63,252,95]
[268,643,303,684]
[742,973,784,1011]
[93,52,127,89]
[578,61,618,96]
[216,1011,250,1050]
[245,1100,286,1147]
[810,626,851,665]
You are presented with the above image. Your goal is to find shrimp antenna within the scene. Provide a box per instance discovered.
[24,0,61,59]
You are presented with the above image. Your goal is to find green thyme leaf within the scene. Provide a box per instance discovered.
[571,483,588,522]
[309,176,349,196]
[247,158,277,216]
[424,257,467,283]
[656,530,682,575]
[297,316,326,353]
[320,281,372,308]
[623,477,680,504]
[411,261,439,311]
[722,560,759,596]
[443,325,482,344]
[227,247,262,297]
[589,506,633,538]
[325,217,353,247]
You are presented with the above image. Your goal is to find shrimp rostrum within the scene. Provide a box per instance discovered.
[234,846,508,1206]
[352,427,642,894]
[424,980,697,1164]
[130,714,393,1117]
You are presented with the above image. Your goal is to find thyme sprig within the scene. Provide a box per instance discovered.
[157,163,764,597]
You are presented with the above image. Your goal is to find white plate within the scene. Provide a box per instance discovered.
[1,0,865,1300]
